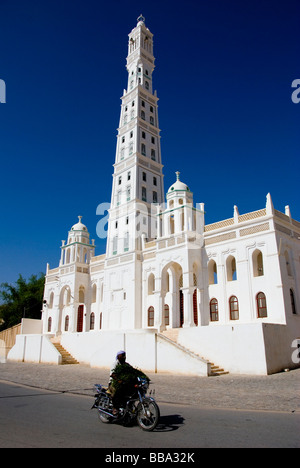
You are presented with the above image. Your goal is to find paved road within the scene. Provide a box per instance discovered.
[0,380,299,448]
[0,362,299,412]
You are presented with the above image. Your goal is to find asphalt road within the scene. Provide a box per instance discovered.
[0,380,299,449]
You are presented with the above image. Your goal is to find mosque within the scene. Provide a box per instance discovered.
[9,16,300,375]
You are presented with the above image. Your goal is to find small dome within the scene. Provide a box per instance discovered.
[168,172,190,193]
[71,216,88,232]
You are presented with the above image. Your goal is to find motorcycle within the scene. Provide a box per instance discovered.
[92,376,160,431]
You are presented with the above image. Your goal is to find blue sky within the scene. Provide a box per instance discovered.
[0,0,299,285]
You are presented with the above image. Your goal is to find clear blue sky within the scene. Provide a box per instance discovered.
[0,0,299,285]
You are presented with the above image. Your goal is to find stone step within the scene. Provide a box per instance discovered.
[51,342,79,365]
[160,329,229,377]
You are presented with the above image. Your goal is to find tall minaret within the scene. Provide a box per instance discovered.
[106,15,164,258]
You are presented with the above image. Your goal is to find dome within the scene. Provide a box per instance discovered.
[168,172,190,193]
[71,216,88,232]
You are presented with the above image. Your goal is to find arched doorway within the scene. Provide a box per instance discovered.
[161,261,183,329]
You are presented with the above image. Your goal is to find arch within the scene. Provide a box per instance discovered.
[77,305,84,332]
[210,298,219,322]
[148,306,154,327]
[48,292,54,309]
[161,261,184,328]
[92,283,97,303]
[148,273,155,295]
[66,249,71,264]
[208,260,218,285]
[79,286,85,304]
[256,292,267,318]
[253,249,264,277]
[59,286,71,307]
[226,255,237,281]
[229,296,239,320]
[47,317,52,333]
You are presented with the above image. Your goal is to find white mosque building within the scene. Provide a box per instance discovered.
[9,16,300,375]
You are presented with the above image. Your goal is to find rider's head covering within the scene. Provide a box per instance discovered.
[116,350,126,359]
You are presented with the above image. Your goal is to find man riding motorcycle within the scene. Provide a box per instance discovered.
[108,350,150,416]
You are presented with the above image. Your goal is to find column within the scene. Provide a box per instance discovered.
[182,287,196,328]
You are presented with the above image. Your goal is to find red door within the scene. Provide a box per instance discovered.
[193,289,198,326]
[77,305,84,332]
[179,290,184,327]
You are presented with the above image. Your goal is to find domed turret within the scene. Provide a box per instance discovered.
[59,216,95,266]
[166,172,193,210]
[71,216,88,232]
[168,172,191,194]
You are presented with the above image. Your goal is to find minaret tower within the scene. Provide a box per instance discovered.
[106,15,164,258]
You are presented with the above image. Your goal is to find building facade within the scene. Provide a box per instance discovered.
[37,17,300,374]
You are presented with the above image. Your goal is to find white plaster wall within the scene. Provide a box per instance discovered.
[176,324,268,375]
[7,335,62,365]
[21,319,43,335]
[62,329,209,376]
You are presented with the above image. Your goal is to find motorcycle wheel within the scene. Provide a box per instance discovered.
[137,398,160,432]
[98,410,111,424]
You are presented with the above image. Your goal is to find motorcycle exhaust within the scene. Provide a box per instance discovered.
[97,407,118,419]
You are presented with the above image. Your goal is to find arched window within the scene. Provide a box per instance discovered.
[92,284,97,303]
[229,296,239,320]
[47,317,52,333]
[290,289,297,315]
[90,313,95,330]
[49,292,54,309]
[257,292,267,318]
[65,315,69,332]
[227,256,237,281]
[148,274,155,295]
[253,250,264,277]
[66,249,71,264]
[148,306,154,327]
[208,260,218,285]
[79,287,85,304]
[63,288,71,306]
[99,312,103,330]
[210,298,219,322]
[164,304,170,326]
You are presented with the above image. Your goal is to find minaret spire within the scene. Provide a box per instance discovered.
[106,17,165,258]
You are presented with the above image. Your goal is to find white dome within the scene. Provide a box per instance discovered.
[168,172,190,193]
[71,216,88,232]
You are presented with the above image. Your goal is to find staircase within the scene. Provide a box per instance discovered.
[51,341,79,365]
[160,329,229,377]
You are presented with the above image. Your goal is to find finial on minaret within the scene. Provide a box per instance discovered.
[176,171,180,181]
[78,215,83,223]
[137,14,145,24]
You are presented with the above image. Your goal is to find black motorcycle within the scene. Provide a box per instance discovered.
[92,376,160,431]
